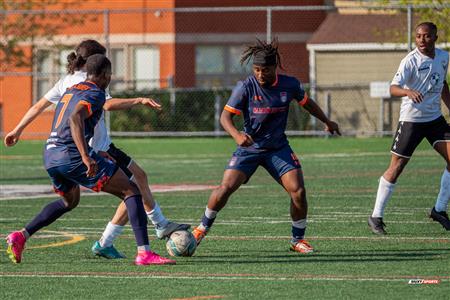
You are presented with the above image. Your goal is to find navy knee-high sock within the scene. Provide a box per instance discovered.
[25,199,71,236]
[124,195,149,247]
[201,214,216,228]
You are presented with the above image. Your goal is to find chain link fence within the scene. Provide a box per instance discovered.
[1,3,449,137]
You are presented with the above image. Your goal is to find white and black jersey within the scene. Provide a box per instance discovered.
[392,48,449,123]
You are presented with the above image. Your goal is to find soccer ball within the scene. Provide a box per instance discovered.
[166,230,197,257]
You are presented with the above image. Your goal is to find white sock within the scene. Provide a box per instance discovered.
[291,219,307,242]
[435,169,450,212]
[372,176,396,218]
[99,222,124,247]
[147,203,169,228]
[292,219,307,229]
[137,245,150,252]
[205,207,218,219]
[23,230,30,240]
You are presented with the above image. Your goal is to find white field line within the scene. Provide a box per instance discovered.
[0,273,447,283]
[1,231,447,243]
[0,193,438,201]
[0,149,437,160]
[0,217,433,224]
[0,203,434,212]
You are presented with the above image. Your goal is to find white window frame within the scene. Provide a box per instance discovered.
[195,44,251,88]
[32,46,73,103]
[108,44,161,92]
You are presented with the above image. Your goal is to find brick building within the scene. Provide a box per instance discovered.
[0,0,328,138]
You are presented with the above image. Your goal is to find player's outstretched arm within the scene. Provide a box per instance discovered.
[390,84,423,103]
[302,98,341,135]
[103,97,162,111]
[69,104,98,177]
[220,110,254,146]
[441,80,450,113]
[4,97,53,147]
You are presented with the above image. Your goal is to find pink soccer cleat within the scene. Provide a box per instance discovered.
[135,250,176,265]
[6,231,26,263]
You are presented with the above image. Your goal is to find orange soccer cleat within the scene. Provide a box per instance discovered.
[290,239,314,254]
[192,226,208,246]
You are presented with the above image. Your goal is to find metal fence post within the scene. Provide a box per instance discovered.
[266,7,272,43]
[379,97,384,136]
[214,93,222,137]
[407,4,413,52]
[324,91,331,138]
[168,75,176,115]
[104,9,111,135]
[324,91,331,119]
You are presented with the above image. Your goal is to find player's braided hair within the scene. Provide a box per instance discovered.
[240,38,284,70]
[67,40,106,74]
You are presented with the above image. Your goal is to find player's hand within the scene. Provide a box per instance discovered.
[140,98,162,111]
[325,120,341,136]
[82,156,98,177]
[405,89,423,103]
[234,132,254,147]
[98,151,116,163]
[4,130,21,147]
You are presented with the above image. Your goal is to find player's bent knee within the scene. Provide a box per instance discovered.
[218,184,237,196]
[62,198,79,210]
[126,180,140,196]
[133,167,148,183]
[289,186,306,198]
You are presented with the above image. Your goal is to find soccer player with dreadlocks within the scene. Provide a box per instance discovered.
[192,38,340,253]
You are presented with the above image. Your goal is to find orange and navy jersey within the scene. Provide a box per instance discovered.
[225,74,308,151]
[44,81,106,169]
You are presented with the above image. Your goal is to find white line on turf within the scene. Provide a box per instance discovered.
[0,218,434,224]
[0,273,447,282]
[2,232,447,242]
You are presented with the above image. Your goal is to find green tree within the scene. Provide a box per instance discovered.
[371,0,450,43]
[0,0,89,71]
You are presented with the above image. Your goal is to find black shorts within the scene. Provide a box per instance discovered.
[390,116,450,158]
[107,143,133,179]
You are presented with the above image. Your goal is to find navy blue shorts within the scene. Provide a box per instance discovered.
[226,144,301,182]
[47,152,118,196]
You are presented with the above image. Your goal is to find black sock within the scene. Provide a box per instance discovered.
[25,199,70,236]
[124,195,149,247]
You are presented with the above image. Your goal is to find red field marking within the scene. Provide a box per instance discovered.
[0,184,216,200]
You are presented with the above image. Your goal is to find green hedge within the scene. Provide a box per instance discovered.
[110,88,311,132]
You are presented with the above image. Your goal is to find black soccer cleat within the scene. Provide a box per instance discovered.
[368,216,387,235]
[428,207,450,230]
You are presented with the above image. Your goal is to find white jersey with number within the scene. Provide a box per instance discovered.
[44,70,112,151]
[391,48,449,123]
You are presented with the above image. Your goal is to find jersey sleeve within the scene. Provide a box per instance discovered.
[81,91,106,116]
[105,89,112,100]
[293,78,308,106]
[44,79,64,104]
[391,57,412,86]
[224,81,247,115]
[444,52,449,76]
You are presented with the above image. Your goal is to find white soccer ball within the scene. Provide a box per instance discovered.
[166,230,197,257]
